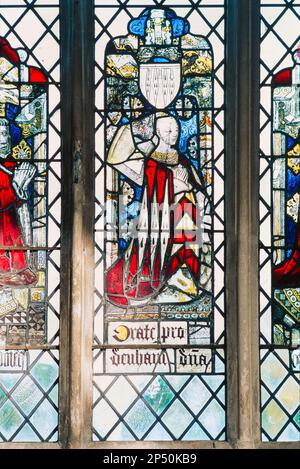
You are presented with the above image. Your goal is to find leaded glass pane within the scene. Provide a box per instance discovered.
[0,0,60,442]
[94,0,226,442]
[260,0,300,442]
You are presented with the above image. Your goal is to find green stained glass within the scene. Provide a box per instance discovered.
[143,377,174,415]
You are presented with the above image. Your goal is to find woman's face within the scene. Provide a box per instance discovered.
[156,117,179,146]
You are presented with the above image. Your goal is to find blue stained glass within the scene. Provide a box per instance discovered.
[5,104,19,121]
[179,115,198,154]
[128,15,148,37]
[286,219,297,250]
[171,18,189,37]
[128,8,189,38]
[153,58,170,63]
[286,170,300,197]
[9,123,22,146]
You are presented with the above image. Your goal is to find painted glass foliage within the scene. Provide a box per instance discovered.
[94,1,226,441]
[0,1,60,442]
[260,0,300,442]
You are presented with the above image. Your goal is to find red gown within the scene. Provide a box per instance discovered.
[0,160,36,286]
[106,156,200,307]
[273,229,300,288]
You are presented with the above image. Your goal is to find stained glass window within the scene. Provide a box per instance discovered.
[259,0,300,442]
[2,0,298,450]
[93,0,226,441]
[0,1,61,442]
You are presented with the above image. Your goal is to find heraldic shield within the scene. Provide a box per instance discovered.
[139,63,181,109]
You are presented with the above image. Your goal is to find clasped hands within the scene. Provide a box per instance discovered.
[12,161,37,200]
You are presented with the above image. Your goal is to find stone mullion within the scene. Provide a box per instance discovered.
[67,0,95,449]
